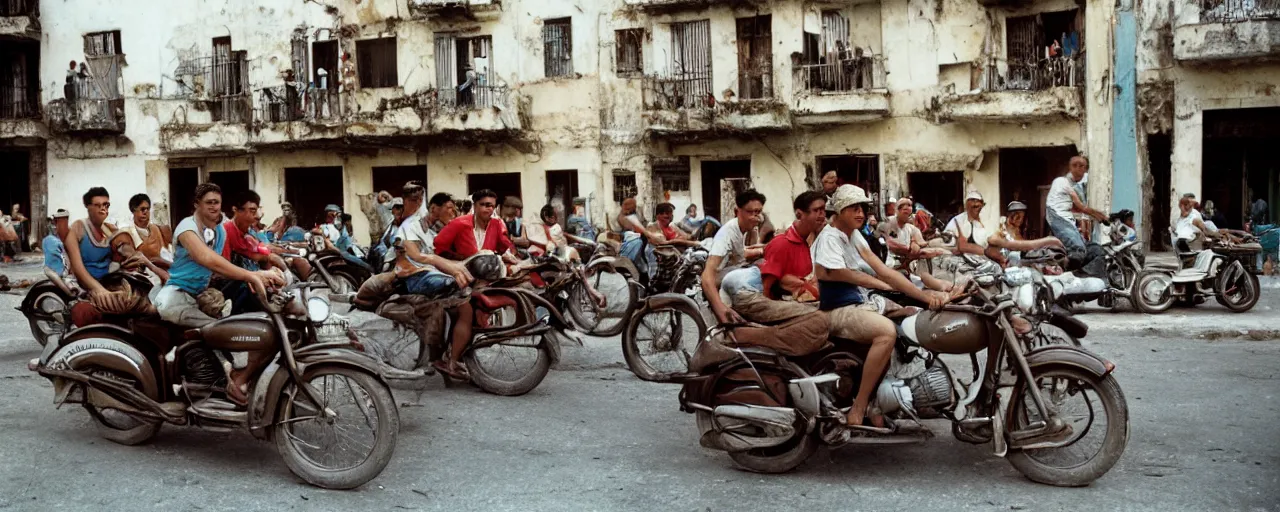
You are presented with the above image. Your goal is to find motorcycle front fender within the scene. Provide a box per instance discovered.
[589,256,640,283]
[249,347,392,438]
[1025,346,1114,379]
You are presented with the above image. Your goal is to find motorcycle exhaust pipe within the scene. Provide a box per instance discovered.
[703,404,798,453]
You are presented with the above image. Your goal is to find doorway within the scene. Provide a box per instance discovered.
[817,154,881,204]
[1148,133,1172,249]
[1203,107,1280,230]
[285,166,344,229]
[312,40,339,88]
[1,150,30,225]
[545,170,578,227]
[467,172,522,208]
[208,170,249,216]
[169,167,199,223]
[372,165,427,198]
[998,146,1078,239]
[907,171,964,227]
[701,159,751,221]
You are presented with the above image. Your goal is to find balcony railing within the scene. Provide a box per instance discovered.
[982,54,1084,92]
[47,97,125,133]
[211,93,251,124]
[0,0,35,16]
[642,73,713,110]
[795,56,887,93]
[1200,0,1280,21]
[435,84,510,111]
[0,83,37,119]
[256,86,341,123]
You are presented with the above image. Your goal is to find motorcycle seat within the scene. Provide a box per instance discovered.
[473,292,517,312]
[1173,271,1207,283]
[129,316,185,354]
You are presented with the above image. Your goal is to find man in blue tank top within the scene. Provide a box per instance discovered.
[63,187,126,326]
[153,183,285,405]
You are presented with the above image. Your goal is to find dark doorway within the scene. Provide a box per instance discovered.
[999,146,1079,239]
[286,167,344,229]
[907,171,965,228]
[312,39,339,88]
[1,150,30,228]
[1203,107,1280,230]
[467,173,522,208]
[168,167,199,223]
[546,170,579,227]
[701,160,752,222]
[1148,133,1172,249]
[817,154,882,204]
[208,170,250,216]
[372,165,427,198]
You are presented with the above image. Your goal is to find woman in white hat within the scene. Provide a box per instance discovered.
[988,200,1063,266]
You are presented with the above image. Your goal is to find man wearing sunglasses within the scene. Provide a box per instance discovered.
[433,189,519,265]
[64,187,123,325]
[153,183,286,405]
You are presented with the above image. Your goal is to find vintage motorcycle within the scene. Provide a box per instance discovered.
[18,268,78,347]
[29,280,399,489]
[286,234,372,294]
[1132,231,1263,314]
[639,259,1127,486]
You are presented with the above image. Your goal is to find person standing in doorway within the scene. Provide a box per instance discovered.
[11,204,29,253]
[1046,156,1106,267]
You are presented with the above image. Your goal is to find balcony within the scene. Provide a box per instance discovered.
[624,0,762,12]
[932,56,1084,123]
[0,0,39,40]
[792,56,890,126]
[640,74,791,138]
[1174,0,1280,63]
[253,86,345,146]
[409,0,501,20]
[46,98,125,135]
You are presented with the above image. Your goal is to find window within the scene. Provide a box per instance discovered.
[84,31,122,56]
[357,37,398,88]
[211,37,249,123]
[613,171,637,203]
[615,29,644,77]
[312,39,339,87]
[651,19,712,109]
[736,15,772,100]
[1000,10,1083,91]
[543,18,574,78]
[435,34,495,108]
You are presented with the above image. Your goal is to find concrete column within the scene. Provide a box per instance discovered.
[1111,0,1142,227]
[1084,0,1117,216]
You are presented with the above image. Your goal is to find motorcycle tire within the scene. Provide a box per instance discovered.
[574,266,637,337]
[464,340,552,396]
[1005,367,1129,487]
[696,411,818,474]
[622,302,706,382]
[274,366,399,490]
[24,283,71,347]
[1214,264,1261,313]
[49,339,163,446]
[1131,270,1175,314]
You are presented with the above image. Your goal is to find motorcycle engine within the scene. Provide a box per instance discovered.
[183,346,226,386]
[875,364,954,418]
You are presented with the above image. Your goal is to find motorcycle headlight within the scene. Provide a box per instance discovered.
[306,295,332,324]
[310,234,326,252]
[1003,266,1040,287]
[1015,283,1052,316]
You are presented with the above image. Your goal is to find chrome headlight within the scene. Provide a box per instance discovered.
[1015,283,1052,317]
[1003,266,1041,287]
[306,295,332,324]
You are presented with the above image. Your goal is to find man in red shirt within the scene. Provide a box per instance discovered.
[221,190,289,313]
[719,191,827,324]
[433,189,520,266]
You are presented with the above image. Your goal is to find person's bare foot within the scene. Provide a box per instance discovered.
[846,402,886,429]
[225,372,249,405]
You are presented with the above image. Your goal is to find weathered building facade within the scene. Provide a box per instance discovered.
[23,0,1138,243]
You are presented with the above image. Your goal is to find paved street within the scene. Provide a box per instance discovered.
[1,260,1279,511]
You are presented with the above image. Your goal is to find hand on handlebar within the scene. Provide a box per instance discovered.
[923,290,949,310]
[439,259,474,288]
[713,304,745,325]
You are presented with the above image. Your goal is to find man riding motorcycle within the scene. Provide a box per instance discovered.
[719,191,826,324]
[117,193,173,268]
[434,189,521,267]
[987,200,1064,267]
[219,190,295,314]
[151,183,285,405]
[1046,156,1108,267]
[702,189,768,325]
[64,187,126,326]
[814,185,947,429]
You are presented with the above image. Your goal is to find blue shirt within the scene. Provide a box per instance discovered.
[42,234,66,275]
[169,217,227,295]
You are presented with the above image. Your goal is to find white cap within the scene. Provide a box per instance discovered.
[965,190,984,203]
[830,184,873,213]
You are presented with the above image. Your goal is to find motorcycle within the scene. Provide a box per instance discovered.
[18,268,78,347]
[282,234,372,295]
[28,280,399,489]
[1132,231,1263,314]
[672,260,1127,486]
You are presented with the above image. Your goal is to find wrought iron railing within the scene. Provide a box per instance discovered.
[0,0,34,16]
[982,54,1084,92]
[211,93,251,124]
[642,73,713,110]
[172,52,252,124]
[256,86,341,123]
[46,97,125,133]
[1200,0,1280,21]
[0,82,36,119]
[435,84,509,110]
[795,55,887,93]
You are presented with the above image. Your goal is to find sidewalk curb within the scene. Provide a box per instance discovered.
[1089,326,1280,341]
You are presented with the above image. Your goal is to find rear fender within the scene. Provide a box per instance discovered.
[249,347,391,437]
[43,336,160,401]
[638,293,703,319]
[590,256,640,283]
[1025,346,1114,379]
[19,279,74,315]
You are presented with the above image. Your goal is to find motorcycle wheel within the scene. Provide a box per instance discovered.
[310,271,359,295]
[622,304,706,382]
[274,366,399,490]
[1214,264,1260,313]
[696,412,818,474]
[465,337,552,396]
[1131,270,1175,314]
[49,339,163,446]
[1006,367,1129,487]
[26,288,69,347]
[573,267,636,337]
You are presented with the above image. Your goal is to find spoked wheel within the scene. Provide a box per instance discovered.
[622,306,706,381]
[274,366,399,490]
[27,291,68,347]
[1006,367,1129,487]
[1131,270,1175,314]
[48,339,162,445]
[465,308,552,396]
[1214,263,1260,312]
[573,267,635,337]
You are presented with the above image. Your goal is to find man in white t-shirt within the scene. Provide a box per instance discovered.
[702,189,767,324]
[944,191,991,257]
[1046,156,1107,266]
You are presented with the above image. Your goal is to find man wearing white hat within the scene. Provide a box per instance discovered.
[944,190,991,257]
[813,184,947,428]
[43,209,72,275]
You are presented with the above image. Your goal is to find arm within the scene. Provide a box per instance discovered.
[815,265,893,290]
[667,229,703,248]
[1068,188,1107,221]
[177,231,283,293]
[744,245,765,260]
[856,243,946,308]
[987,233,1063,252]
[953,232,986,256]
[404,239,472,287]
[65,222,107,296]
[700,255,742,324]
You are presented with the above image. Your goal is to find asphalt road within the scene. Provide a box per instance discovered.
[1,261,1279,511]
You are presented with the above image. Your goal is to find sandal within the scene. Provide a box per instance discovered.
[224,381,249,406]
[432,360,470,381]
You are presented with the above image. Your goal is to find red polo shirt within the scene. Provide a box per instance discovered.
[434,213,515,260]
[760,225,813,299]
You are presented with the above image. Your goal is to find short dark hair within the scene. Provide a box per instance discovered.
[472,189,498,204]
[128,193,151,212]
[540,204,557,221]
[793,190,825,213]
[83,187,109,207]
[231,190,261,210]
[429,192,454,208]
[655,202,675,216]
[459,199,473,214]
[403,181,425,200]
[735,189,766,209]
[192,183,222,205]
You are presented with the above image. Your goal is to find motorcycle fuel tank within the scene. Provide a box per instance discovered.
[901,310,990,354]
[197,313,280,352]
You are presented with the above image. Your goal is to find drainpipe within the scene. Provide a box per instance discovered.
[1111,0,1140,230]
